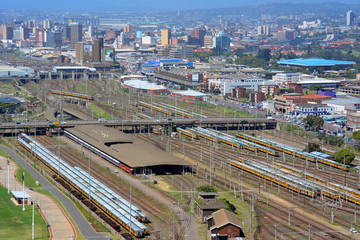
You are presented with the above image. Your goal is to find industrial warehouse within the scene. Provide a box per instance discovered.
[64,125,190,174]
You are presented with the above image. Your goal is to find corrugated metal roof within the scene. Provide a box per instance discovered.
[207,209,241,230]
[123,80,167,90]
[172,90,208,97]
[66,125,188,168]
[12,191,29,199]
[0,97,21,103]
[323,96,359,106]
[278,58,356,66]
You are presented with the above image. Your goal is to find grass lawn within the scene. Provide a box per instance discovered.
[0,149,41,189]
[0,186,49,240]
[87,102,112,120]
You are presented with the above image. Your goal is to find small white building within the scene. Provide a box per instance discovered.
[142,36,156,45]
[323,96,359,114]
[208,77,269,96]
[172,90,208,103]
[0,65,27,77]
[295,104,335,115]
[272,73,301,85]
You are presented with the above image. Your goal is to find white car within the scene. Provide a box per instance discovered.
[350,228,357,234]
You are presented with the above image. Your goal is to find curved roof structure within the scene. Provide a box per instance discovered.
[277,58,356,67]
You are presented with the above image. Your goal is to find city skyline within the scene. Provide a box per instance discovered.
[2,0,360,11]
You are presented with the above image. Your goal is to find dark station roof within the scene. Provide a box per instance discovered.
[66,125,189,168]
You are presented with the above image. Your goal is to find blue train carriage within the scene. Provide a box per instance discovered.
[176,128,199,140]
[19,133,147,237]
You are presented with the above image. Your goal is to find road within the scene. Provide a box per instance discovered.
[208,96,267,117]
[0,145,110,240]
[0,116,276,130]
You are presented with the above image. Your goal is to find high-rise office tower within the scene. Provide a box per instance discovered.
[124,25,133,35]
[93,37,103,62]
[62,25,71,41]
[1,25,13,40]
[161,29,171,46]
[212,31,230,50]
[347,10,355,26]
[45,31,62,48]
[20,26,29,40]
[70,22,82,45]
[43,19,52,29]
[191,28,206,46]
[257,25,270,36]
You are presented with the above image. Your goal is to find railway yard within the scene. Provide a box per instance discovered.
[7,76,360,239]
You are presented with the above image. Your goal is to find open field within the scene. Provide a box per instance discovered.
[0,186,49,240]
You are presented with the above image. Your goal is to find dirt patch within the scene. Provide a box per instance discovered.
[156,180,171,192]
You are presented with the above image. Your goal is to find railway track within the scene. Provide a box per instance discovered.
[37,136,161,215]
[135,132,360,239]
[33,135,173,239]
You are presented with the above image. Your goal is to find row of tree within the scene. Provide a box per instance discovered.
[304,142,355,165]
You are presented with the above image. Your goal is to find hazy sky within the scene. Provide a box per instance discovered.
[2,0,359,11]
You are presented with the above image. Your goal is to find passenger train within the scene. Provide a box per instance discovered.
[17,133,148,237]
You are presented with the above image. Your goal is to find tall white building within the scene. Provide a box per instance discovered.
[347,10,355,26]
[43,19,52,29]
[257,25,270,35]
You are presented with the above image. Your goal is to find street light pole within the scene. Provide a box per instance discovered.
[129,168,133,235]
[274,224,278,240]
[7,158,10,194]
[22,172,25,211]
[32,200,35,240]
[173,201,175,240]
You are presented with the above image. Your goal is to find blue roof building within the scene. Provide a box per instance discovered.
[278,58,356,70]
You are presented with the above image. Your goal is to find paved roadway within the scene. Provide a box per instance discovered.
[0,145,110,240]
[208,97,267,117]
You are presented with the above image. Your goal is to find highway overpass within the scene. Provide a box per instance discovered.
[0,117,276,135]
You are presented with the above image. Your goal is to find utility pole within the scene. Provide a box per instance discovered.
[58,130,61,176]
[88,153,91,201]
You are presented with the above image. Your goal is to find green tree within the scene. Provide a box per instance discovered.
[313,117,324,131]
[303,115,315,129]
[221,199,236,213]
[18,105,26,113]
[304,142,322,153]
[327,135,344,146]
[353,131,360,141]
[309,84,324,91]
[257,48,271,61]
[303,115,324,131]
[334,148,355,165]
[197,185,217,193]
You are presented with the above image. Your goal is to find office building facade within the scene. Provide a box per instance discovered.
[212,31,230,50]
[347,10,355,26]
[70,22,82,45]
[161,29,171,46]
